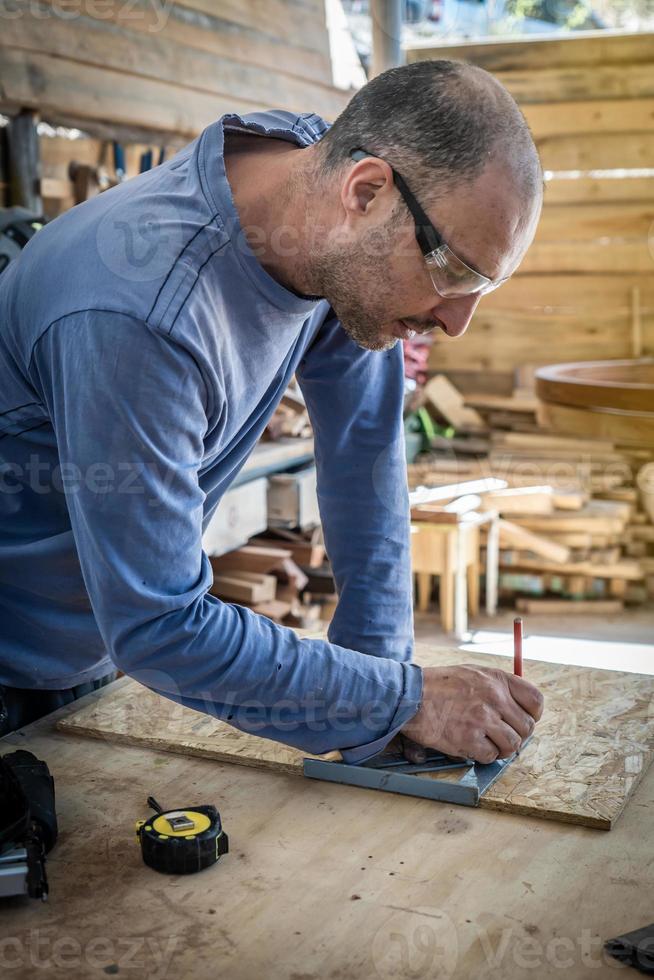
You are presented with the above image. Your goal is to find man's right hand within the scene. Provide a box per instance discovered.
[401,664,544,764]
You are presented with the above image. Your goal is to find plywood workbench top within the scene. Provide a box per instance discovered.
[1,688,652,980]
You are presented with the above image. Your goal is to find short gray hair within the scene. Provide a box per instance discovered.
[317,60,542,201]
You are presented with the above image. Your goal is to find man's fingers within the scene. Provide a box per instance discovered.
[470,735,502,765]
[401,735,427,764]
[500,701,536,742]
[486,719,523,759]
[401,664,545,766]
[507,674,545,721]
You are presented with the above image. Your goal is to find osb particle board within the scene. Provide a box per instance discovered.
[57,642,654,829]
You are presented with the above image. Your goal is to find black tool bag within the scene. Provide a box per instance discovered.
[0,753,31,849]
[0,207,45,276]
[0,750,58,899]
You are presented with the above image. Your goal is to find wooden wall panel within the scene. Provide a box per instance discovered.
[543,176,654,206]
[523,201,654,273]
[408,31,654,379]
[59,0,334,85]
[429,312,654,373]
[491,63,654,103]
[1,6,348,128]
[1,0,350,143]
[1,48,256,139]
[178,0,331,57]
[523,98,654,138]
[428,275,654,373]
[537,132,654,171]
[477,273,654,311]
[41,0,331,64]
[406,30,654,73]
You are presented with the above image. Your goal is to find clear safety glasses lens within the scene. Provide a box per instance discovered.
[425,245,504,299]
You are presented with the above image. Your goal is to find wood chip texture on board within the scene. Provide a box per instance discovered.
[57,641,654,830]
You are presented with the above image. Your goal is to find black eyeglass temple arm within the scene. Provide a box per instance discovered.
[349,147,443,256]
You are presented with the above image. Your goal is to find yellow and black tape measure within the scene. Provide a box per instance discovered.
[135,796,228,875]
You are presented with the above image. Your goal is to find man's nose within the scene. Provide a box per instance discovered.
[434,294,481,338]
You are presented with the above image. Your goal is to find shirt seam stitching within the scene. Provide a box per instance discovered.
[167,242,230,336]
[27,307,215,423]
[145,210,222,327]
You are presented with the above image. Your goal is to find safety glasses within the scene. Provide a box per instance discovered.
[350,148,509,299]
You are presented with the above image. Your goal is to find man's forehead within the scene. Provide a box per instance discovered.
[427,174,541,281]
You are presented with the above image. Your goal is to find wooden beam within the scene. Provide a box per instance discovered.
[509,508,627,535]
[0,47,254,138]
[544,175,654,206]
[480,487,554,516]
[249,535,326,568]
[0,125,8,208]
[522,240,653,275]
[536,130,654,171]
[2,4,348,125]
[502,555,644,580]
[471,273,654,316]
[178,0,330,57]
[430,314,654,373]
[210,572,277,604]
[497,518,570,563]
[424,374,486,432]
[405,31,654,73]
[464,393,539,414]
[210,546,292,575]
[7,108,41,211]
[523,201,654,275]
[490,63,654,104]
[516,598,624,614]
[524,97,654,140]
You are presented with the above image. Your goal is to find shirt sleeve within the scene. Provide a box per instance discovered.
[32,311,422,761]
[296,312,416,666]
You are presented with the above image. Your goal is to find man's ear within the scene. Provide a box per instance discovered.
[341,158,394,218]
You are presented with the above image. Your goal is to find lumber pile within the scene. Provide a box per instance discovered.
[493,498,647,610]
[424,375,485,433]
[210,541,321,628]
[464,390,541,434]
[210,528,338,627]
[409,371,654,614]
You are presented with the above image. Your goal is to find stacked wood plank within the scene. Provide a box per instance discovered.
[463,391,541,434]
[409,384,654,612]
[209,541,323,629]
[493,496,647,610]
[250,528,338,626]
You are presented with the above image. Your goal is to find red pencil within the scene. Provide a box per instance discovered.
[513,617,523,677]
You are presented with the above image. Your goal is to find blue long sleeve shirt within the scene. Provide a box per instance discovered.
[0,109,422,760]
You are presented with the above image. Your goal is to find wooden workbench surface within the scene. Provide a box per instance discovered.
[2,686,652,980]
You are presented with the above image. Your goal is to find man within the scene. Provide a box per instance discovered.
[0,60,544,761]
